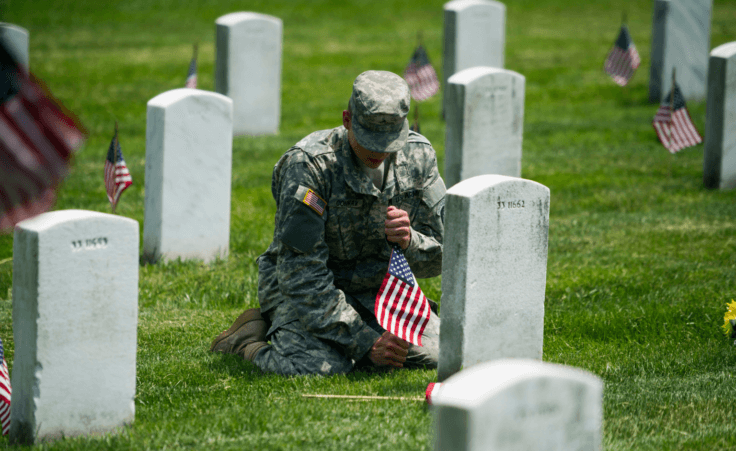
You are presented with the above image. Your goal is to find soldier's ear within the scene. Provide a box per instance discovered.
[342,110,351,130]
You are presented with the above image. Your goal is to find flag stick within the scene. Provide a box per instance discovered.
[622,11,627,25]
[192,42,198,60]
[302,394,424,402]
[669,68,675,148]
[666,69,677,176]
[413,103,420,133]
[111,121,119,214]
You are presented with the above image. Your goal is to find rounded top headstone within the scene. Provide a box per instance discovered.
[0,22,29,71]
[147,88,233,110]
[447,66,524,86]
[711,41,736,59]
[16,209,138,233]
[0,22,29,35]
[215,12,281,26]
[444,0,505,12]
[446,174,548,199]
[432,358,602,409]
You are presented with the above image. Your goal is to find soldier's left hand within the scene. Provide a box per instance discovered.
[385,206,411,250]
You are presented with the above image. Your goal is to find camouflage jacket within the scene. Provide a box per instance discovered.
[256,126,445,361]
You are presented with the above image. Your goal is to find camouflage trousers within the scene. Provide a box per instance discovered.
[252,300,440,376]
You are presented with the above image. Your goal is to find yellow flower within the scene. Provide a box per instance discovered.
[723,300,736,337]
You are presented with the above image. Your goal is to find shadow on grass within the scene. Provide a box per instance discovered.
[207,353,263,381]
[206,352,435,399]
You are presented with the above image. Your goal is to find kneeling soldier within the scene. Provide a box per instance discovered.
[211,70,445,375]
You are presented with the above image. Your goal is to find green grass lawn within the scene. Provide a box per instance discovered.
[1,0,736,449]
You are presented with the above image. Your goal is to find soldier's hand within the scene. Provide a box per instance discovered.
[385,206,412,250]
[369,331,410,368]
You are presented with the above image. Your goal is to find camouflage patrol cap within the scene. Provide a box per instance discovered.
[349,70,410,153]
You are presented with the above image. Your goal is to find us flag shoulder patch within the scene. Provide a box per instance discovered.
[302,188,326,216]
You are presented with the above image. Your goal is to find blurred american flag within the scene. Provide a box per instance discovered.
[0,37,86,232]
[404,45,440,102]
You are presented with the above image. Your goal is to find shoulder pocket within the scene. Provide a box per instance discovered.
[422,176,446,208]
[280,186,327,254]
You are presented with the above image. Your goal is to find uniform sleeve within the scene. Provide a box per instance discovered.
[403,152,445,279]
[273,154,381,360]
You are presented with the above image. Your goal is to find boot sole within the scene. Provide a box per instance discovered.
[209,308,264,353]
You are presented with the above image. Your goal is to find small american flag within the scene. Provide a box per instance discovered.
[303,189,325,216]
[0,38,86,232]
[1,337,10,436]
[604,25,641,86]
[374,244,431,346]
[104,123,132,212]
[404,45,440,102]
[185,44,197,89]
[652,82,702,153]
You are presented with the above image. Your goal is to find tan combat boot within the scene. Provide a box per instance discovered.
[210,308,268,357]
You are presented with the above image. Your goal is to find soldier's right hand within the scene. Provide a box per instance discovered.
[369,331,410,368]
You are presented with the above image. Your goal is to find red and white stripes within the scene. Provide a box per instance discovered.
[375,270,431,347]
[1,358,10,436]
[604,46,640,86]
[653,106,702,153]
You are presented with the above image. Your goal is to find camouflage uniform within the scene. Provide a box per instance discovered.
[252,72,445,375]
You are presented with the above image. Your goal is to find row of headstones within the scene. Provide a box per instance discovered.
[0,19,253,263]
[0,13,281,137]
[142,77,527,264]
[8,0,709,137]
[445,0,736,191]
[0,0,720,126]
[443,0,520,189]
[8,174,602,450]
[0,0,716,108]
[1,1,731,269]
[443,0,715,102]
[191,1,734,191]
[145,67,518,262]
[1,0,716,107]
[124,0,736,265]
[645,0,736,190]
[445,40,736,192]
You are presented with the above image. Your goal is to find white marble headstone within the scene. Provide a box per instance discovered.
[0,22,29,73]
[443,0,505,112]
[215,12,282,136]
[10,210,139,445]
[438,175,549,382]
[445,66,525,187]
[144,89,233,263]
[704,42,736,190]
[433,359,603,451]
[649,0,712,102]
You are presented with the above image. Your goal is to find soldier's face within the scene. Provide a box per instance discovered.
[343,109,390,169]
[351,135,389,169]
